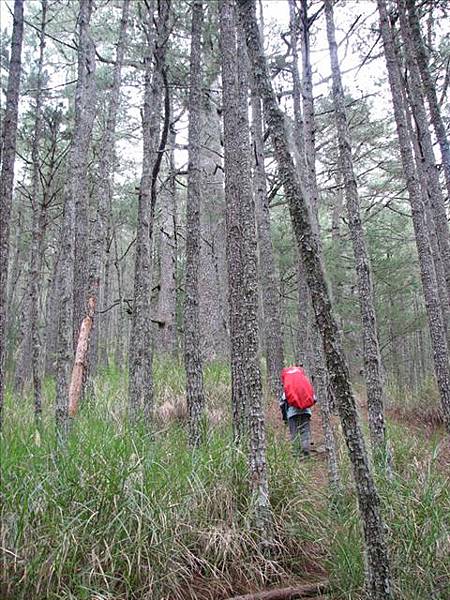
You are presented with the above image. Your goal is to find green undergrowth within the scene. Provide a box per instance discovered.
[1,362,449,599]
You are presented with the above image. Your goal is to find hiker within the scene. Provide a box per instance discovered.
[279,365,316,457]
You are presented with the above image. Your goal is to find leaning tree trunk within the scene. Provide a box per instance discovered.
[237,1,392,596]
[405,0,450,199]
[0,0,24,427]
[220,0,271,541]
[377,0,450,433]
[325,0,388,463]
[397,0,450,301]
[128,0,171,419]
[55,0,95,437]
[184,0,205,448]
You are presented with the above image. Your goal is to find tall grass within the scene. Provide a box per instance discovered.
[1,362,449,599]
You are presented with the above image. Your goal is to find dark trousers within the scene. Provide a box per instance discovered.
[288,413,311,456]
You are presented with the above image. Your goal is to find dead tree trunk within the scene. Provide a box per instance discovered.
[237,1,392,596]
[184,0,205,448]
[0,0,24,427]
[377,0,450,433]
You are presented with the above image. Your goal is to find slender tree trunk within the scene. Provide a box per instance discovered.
[237,1,392,595]
[220,0,271,540]
[397,0,450,300]
[55,0,96,437]
[128,0,170,419]
[250,80,284,399]
[377,0,450,433]
[0,0,24,427]
[325,0,388,462]
[290,0,340,489]
[72,0,97,350]
[184,0,205,448]
[405,0,450,198]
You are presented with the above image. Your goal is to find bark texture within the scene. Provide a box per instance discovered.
[377,0,450,433]
[325,0,388,460]
[0,0,24,426]
[237,1,392,596]
[220,0,271,540]
[128,0,171,419]
[55,0,95,437]
[396,0,450,302]
[185,0,205,448]
[405,0,450,199]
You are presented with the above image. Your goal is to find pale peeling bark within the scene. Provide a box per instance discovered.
[237,1,392,595]
[397,0,450,301]
[377,0,450,433]
[72,0,97,349]
[55,0,96,438]
[250,80,284,398]
[128,0,170,419]
[0,0,24,427]
[325,0,388,462]
[185,0,205,448]
[220,0,271,540]
[405,0,450,199]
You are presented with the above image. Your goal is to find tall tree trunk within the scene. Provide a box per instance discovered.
[155,127,177,356]
[220,0,271,540]
[250,81,284,399]
[325,0,388,462]
[0,0,24,427]
[405,0,450,198]
[72,0,97,350]
[290,0,340,490]
[128,0,170,419]
[237,1,392,596]
[184,0,205,448]
[55,0,96,437]
[73,0,130,398]
[397,0,450,300]
[377,0,450,433]
[28,0,48,418]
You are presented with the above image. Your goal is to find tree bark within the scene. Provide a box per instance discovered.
[128,0,171,419]
[184,0,205,448]
[377,0,450,433]
[55,0,96,438]
[405,0,450,199]
[220,0,271,541]
[325,0,388,462]
[237,1,392,596]
[0,0,24,427]
[72,0,97,350]
[397,0,450,301]
[250,79,284,399]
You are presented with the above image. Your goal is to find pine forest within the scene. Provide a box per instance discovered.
[1,0,449,598]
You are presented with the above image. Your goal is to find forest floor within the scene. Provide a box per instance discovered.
[1,364,449,600]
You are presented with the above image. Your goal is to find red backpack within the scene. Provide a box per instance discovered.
[281,366,315,410]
